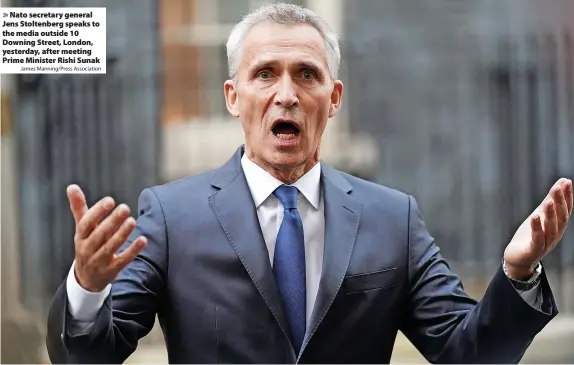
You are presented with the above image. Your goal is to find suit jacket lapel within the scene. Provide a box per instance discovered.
[299,164,362,360]
[207,147,362,360]
[208,146,292,350]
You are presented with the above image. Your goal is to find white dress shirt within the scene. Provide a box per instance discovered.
[66,155,325,326]
[240,154,324,324]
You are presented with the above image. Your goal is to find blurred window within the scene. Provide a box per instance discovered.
[160,0,307,123]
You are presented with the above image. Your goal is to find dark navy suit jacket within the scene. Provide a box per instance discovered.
[47,146,558,363]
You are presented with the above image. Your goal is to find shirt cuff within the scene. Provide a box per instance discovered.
[66,261,111,321]
[502,260,543,309]
[517,279,542,309]
[503,260,542,284]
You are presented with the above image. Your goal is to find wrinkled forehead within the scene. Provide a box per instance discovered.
[238,22,329,73]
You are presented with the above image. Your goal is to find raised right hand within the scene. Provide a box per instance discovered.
[67,184,147,292]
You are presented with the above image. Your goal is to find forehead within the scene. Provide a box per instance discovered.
[239,21,329,71]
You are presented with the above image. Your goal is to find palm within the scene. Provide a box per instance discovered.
[504,214,547,269]
[503,178,573,276]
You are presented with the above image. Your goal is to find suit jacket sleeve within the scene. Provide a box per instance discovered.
[400,195,559,364]
[46,187,168,364]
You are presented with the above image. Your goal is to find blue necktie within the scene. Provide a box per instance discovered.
[273,185,306,353]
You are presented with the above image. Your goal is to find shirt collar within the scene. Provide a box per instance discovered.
[241,154,321,210]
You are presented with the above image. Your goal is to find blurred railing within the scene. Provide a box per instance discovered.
[12,0,161,315]
[489,32,574,306]
[6,0,574,336]
[343,0,573,310]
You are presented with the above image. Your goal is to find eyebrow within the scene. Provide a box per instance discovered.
[298,61,323,74]
[250,59,325,75]
[250,60,277,72]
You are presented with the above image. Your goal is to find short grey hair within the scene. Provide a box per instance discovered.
[225,2,341,80]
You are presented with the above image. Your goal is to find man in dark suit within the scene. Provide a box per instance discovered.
[46,3,572,364]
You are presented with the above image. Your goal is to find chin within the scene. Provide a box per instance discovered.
[267,149,306,169]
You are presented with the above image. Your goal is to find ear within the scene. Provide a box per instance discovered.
[328,80,344,118]
[224,80,240,117]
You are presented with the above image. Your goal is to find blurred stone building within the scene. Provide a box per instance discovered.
[158,0,379,180]
[344,0,574,280]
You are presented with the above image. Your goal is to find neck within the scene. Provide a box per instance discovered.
[246,148,320,185]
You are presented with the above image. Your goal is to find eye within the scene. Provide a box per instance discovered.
[257,70,272,80]
[302,70,315,80]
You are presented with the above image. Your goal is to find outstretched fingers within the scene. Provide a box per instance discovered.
[76,196,116,240]
[111,236,147,272]
[563,179,573,216]
[542,197,558,244]
[96,216,137,261]
[530,213,545,253]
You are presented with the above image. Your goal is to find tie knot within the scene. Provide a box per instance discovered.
[273,185,298,210]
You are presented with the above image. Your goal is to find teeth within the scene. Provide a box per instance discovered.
[276,133,297,140]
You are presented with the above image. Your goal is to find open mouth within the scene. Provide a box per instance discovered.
[272,120,301,140]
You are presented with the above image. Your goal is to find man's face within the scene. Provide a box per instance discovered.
[225,21,343,172]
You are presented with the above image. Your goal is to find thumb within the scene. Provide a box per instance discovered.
[67,184,88,225]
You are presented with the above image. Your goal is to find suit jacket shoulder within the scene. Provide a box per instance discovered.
[333,170,413,232]
[339,171,410,206]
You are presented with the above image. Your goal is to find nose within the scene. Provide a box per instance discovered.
[274,75,299,108]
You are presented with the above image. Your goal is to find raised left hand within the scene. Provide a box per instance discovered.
[503,178,573,280]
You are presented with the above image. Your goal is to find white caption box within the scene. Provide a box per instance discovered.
[0,7,106,74]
